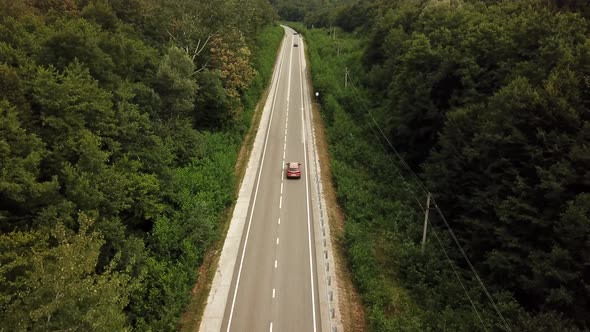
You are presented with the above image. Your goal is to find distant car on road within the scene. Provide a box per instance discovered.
[286,162,302,179]
[293,42,298,47]
[293,32,298,35]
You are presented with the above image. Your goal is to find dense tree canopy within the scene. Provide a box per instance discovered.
[0,0,278,329]
[360,1,590,325]
[270,0,347,27]
[294,0,590,329]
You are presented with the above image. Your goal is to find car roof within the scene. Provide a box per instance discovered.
[288,161,300,167]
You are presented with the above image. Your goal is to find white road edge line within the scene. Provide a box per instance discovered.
[299,35,318,332]
[225,33,288,332]
[270,322,273,332]
[301,111,305,143]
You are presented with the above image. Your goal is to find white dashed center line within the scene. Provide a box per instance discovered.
[269,32,297,332]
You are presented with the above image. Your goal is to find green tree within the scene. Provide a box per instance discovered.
[0,213,131,331]
[39,18,118,84]
[193,69,230,128]
[28,0,79,15]
[425,62,590,327]
[0,0,279,329]
[0,100,59,231]
[154,46,197,121]
[81,0,119,31]
[31,62,114,171]
[301,0,590,329]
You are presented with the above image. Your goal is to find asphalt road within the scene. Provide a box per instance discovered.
[220,28,321,332]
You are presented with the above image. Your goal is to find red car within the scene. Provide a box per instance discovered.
[286,161,302,179]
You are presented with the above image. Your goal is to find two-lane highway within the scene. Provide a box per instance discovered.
[220,28,320,332]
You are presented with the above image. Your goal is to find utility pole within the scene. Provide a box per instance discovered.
[421,194,431,252]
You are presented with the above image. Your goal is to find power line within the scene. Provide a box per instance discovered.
[346,76,431,212]
[428,219,489,332]
[345,73,429,194]
[346,70,430,200]
[344,68,512,332]
[346,72,489,330]
[431,198,512,331]
[366,119,426,212]
[345,74,427,212]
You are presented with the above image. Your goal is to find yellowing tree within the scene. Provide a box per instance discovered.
[209,29,255,102]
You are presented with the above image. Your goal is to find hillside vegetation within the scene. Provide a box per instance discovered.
[0,0,281,330]
[286,0,589,330]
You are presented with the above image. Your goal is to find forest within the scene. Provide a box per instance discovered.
[0,0,280,330]
[286,0,589,330]
[2,0,589,330]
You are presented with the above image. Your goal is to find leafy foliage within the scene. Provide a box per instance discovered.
[298,0,590,330]
[0,213,131,331]
[210,29,256,101]
[300,25,519,330]
[0,0,280,329]
[271,0,340,27]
